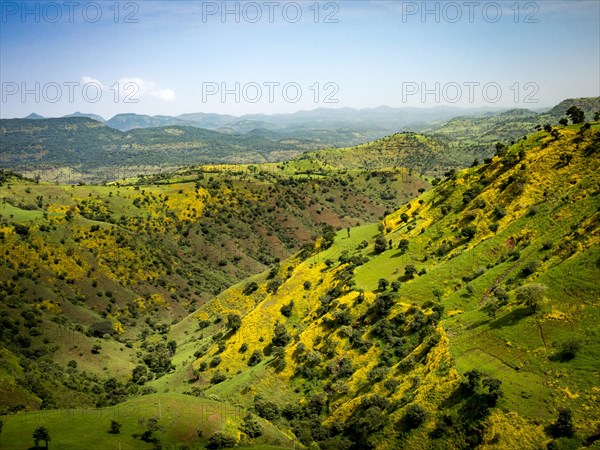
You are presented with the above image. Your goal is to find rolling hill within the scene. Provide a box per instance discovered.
[1,121,598,449]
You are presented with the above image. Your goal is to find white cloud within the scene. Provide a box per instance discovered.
[118,77,174,101]
[82,76,105,90]
[81,76,175,102]
[149,89,175,101]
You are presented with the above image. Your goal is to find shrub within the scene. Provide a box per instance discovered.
[398,239,409,253]
[494,205,506,219]
[280,301,294,317]
[560,340,580,360]
[378,278,389,291]
[404,404,427,429]
[240,413,262,438]
[254,397,280,421]
[206,431,237,449]
[109,420,122,434]
[521,260,539,276]
[374,235,387,254]
[461,226,476,240]
[226,313,242,331]
[248,350,263,367]
[243,281,258,295]
[552,408,575,438]
[209,372,226,384]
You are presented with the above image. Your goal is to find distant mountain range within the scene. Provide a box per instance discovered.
[4,97,599,183]
[21,105,510,133]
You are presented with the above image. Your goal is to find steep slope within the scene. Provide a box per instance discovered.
[0,163,427,413]
[176,123,599,449]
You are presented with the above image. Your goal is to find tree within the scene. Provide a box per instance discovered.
[560,340,580,360]
[594,111,600,121]
[240,413,262,438]
[248,350,262,367]
[206,431,237,448]
[374,235,387,254]
[432,289,443,302]
[404,264,417,278]
[378,278,390,291]
[566,106,585,124]
[404,404,427,429]
[515,283,547,314]
[397,238,409,253]
[461,226,476,240]
[109,420,122,434]
[33,427,51,449]
[552,408,575,438]
[226,313,242,331]
[280,300,294,317]
[559,118,568,126]
[400,213,409,223]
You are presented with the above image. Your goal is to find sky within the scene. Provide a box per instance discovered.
[0,0,599,119]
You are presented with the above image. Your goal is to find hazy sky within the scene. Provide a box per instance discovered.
[1,0,598,118]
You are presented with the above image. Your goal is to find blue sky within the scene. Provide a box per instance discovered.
[1,0,598,118]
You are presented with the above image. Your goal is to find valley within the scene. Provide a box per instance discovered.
[0,111,599,449]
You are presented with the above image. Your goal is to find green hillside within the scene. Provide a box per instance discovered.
[169,123,599,449]
[1,122,599,449]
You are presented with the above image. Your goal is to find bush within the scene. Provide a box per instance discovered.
[494,205,506,219]
[243,281,258,295]
[378,278,389,291]
[404,404,427,429]
[109,420,122,434]
[206,431,237,449]
[254,397,280,421]
[209,372,226,384]
[552,408,575,438]
[374,235,387,254]
[404,264,417,278]
[240,413,262,438]
[515,283,546,314]
[521,260,539,276]
[560,340,580,360]
[280,301,294,317]
[248,350,263,367]
[398,239,409,253]
[226,313,241,331]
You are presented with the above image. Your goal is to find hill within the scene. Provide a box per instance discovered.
[0,118,324,183]
[425,97,600,158]
[169,122,600,449]
[0,161,426,413]
[297,132,464,177]
[0,122,599,449]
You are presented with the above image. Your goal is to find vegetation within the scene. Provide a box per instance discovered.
[0,114,598,449]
